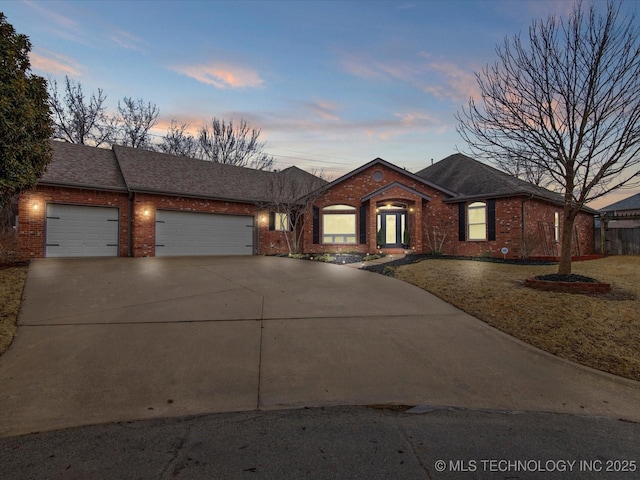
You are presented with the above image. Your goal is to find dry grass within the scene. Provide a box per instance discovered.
[395,256,640,381]
[0,266,28,355]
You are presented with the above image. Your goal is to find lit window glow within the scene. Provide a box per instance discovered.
[468,202,487,240]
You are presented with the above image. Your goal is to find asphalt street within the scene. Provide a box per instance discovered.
[1,406,639,480]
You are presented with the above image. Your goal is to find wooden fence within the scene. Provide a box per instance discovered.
[596,213,640,255]
[596,226,640,255]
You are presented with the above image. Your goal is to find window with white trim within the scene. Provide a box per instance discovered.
[468,202,487,240]
[322,205,356,244]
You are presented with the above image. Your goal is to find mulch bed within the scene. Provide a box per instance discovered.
[534,273,599,283]
[0,261,28,270]
[362,254,557,275]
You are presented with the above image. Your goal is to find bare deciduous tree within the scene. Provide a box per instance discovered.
[48,76,113,147]
[198,118,275,170]
[457,0,640,275]
[115,97,159,149]
[158,120,199,157]
[494,155,555,189]
[264,167,327,254]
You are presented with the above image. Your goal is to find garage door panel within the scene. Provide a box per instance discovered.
[46,205,119,257]
[155,210,253,256]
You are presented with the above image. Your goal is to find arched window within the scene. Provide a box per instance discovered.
[322,205,356,244]
[468,202,487,240]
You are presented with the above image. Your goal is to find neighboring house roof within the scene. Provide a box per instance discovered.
[41,141,128,192]
[600,193,640,213]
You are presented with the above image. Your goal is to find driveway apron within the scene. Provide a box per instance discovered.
[0,256,638,437]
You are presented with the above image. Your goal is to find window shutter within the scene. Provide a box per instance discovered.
[289,213,295,230]
[359,205,367,244]
[458,203,466,241]
[312,206,320,244]
[268,212,275,231]
[487,199,496,241]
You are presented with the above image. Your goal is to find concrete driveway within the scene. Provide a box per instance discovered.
[0,256,639,437]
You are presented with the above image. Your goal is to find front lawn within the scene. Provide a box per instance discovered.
[392,256,640,381]
[0,265,28,355]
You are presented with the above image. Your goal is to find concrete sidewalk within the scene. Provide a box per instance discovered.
[0,256,639,438]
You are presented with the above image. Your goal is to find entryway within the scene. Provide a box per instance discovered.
[377,204,407,248]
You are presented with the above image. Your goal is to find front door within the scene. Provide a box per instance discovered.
[377,211,406,248]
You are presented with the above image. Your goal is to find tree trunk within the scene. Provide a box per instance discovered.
[558,207,575,275]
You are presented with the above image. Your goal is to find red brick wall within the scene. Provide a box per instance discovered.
[131,193,266,257]
[299,165,595,259]
[302,164,449,255]
[441,197,526,258]
[257,209,299,255]
[17,187,291,259]
[18,186,130,260]
[18,178,595,260]
[522,199,595,257]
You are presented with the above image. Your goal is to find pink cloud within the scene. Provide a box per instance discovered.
[341,54,418,82]
[30,51,82,77]
[422,60,481,101]
[342,50,479,102]
[172,62,264,89]
[108,28,148,52]
[305,99,341,121]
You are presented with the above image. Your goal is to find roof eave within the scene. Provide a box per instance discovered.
[37,180,129,194]
[127,186,265,205]
[443,191,598,214]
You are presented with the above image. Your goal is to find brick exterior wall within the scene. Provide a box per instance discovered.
[300,164,596,259]
[303,163,450,255]
[130,193,278,257]
[17,186,130,260]
[17,167,595,260]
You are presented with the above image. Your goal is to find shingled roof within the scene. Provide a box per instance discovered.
[113,145,285,203]
[40,141,127,192]
[600,193,640,213]
[415,153,565,205]
[39,141,326,204]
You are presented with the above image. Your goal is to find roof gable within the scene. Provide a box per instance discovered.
[361,181,432,202]
[315,157,457,197]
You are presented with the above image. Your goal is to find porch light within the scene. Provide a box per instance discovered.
[409,207,414,212]
[32,202,39,211]
[143,208,150,216]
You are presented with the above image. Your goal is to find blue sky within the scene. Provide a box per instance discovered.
[2,0,637,207]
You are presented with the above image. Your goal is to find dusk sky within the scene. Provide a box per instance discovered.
[3,0,638,208]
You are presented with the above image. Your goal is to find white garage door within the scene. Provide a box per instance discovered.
[46,204,119,257]
[155,210,254,256]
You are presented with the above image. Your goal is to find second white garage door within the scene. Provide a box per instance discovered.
[155,210,254,256]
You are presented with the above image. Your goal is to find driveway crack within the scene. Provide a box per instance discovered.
[257,295,265,410]
[158,420,193,479]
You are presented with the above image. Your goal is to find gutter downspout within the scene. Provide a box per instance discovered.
[128,192,134,257]
[522,194,534,259]
[256,204,260,255]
